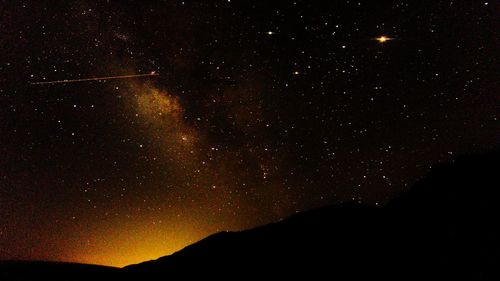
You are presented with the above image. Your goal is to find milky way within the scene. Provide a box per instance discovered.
[0,1,497,266]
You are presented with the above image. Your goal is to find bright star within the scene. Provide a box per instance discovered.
[375,36,393,43]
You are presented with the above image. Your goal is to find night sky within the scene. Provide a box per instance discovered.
[0,0,497,267]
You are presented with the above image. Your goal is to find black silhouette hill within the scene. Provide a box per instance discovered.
[124,150,499,280]
[1,150,498,280]
[0,260,119,281]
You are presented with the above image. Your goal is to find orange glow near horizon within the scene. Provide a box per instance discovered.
[73,233,201,267]
[59,216,218,267]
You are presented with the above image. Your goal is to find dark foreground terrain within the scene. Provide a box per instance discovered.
[0,261,119,280]
[1,151,498,280]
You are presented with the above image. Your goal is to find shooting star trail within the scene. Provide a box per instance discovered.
[30,72,159,85]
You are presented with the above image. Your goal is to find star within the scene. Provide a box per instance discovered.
[375,36,393,43]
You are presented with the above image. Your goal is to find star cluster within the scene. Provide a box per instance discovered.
[0,1,497,266]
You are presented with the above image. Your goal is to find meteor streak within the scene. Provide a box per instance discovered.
[30,71,159,85]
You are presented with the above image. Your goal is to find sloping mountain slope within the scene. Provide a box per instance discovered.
[124,150,499,280]
[1,151,497,280]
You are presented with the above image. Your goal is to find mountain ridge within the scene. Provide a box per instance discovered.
[123,150,499,279]
[1,150,498,280]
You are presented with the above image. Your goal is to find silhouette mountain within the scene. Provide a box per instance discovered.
[0,261,119,281]
[1,150,498,280]
[123,150,499,280]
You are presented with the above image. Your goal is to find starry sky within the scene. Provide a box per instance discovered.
[0,0,497,267]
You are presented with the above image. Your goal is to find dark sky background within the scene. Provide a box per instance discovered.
[0,0,497,266]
